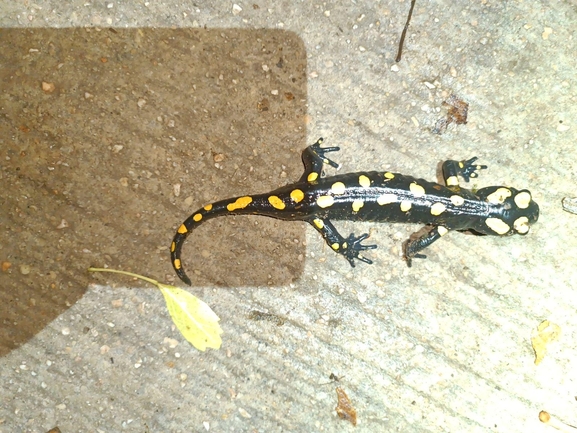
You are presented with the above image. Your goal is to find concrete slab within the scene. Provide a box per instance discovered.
[1,1,576,432]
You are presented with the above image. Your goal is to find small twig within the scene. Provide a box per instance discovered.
[396,0,417,62]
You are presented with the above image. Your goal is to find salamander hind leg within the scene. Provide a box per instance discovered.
[442,157,487,187]
[299,138,341,184]
[309,217,377,266]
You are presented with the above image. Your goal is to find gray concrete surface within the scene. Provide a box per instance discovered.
[1,1,577,432]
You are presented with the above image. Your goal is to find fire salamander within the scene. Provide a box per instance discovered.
[171,138,539,285]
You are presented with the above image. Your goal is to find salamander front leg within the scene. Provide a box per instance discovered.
[442,157,487,188]
[309,217,377,266]
[299,138,341,184]
[404,225,450,267]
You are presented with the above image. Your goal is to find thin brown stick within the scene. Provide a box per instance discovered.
[396,0,417,62]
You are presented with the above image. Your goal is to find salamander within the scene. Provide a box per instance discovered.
[171,138,539,285]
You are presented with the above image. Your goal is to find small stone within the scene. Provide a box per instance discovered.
[232,4,242,15]
[111,299,123,308]
[20,264,31,275]
[42,82,55,93]
[61,327,70,335]
[238,407,251,418]
[56,219,68,229]
[137,98,147,108]
[542,27,553,40]
[1,261,11,272]
[557,124,570,132]
[173,183,181,197]
[391,64,399,72]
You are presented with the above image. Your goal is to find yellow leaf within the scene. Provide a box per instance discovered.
[88,268,223,351]
[531,320,561,365]
[158,283,223,351]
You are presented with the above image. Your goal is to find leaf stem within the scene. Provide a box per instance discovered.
[88,267,159,287]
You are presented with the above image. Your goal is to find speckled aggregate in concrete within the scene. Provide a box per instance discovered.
[1,1,577,432]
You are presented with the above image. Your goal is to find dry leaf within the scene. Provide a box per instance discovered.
[539,410,577,432]
[158,283,222,351]
[88,268,223,351]
[433,94,469,134]
[531,320,561,365]
[335,387,357,426]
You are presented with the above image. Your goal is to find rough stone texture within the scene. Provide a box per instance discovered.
[1,1,576,432]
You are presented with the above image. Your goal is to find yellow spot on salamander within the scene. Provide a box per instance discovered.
[178,224,188,234]
[331,182,346,195]
[377,194,397,205]
[458,161,464,168]
[352,200,364,212]
[173,259,181,270]
[290,189,305,203]
[409,182,425,197]
[450,195,465,206]
[487,187,512,204]
[307,172,319,183]
[331,243,340,250]
[514,216,530,234]
[485,217,510,235]
[438,226,449,236]
[446,176,459,186]
[430,202,446,216]
[400,201,412,212]
[227,196,253,211]
[359,175,371,188]
[193,213,202,222]
[313,218,324,229]
[203,204,213,211]
[170,241,176,252]
[317,195,335,208]
[384,172,395,179]
[514,191,531,209]
[268,195,285,210]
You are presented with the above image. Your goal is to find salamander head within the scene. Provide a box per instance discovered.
[474,186,539,236]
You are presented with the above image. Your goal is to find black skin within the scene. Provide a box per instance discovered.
[171,138,539,285]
